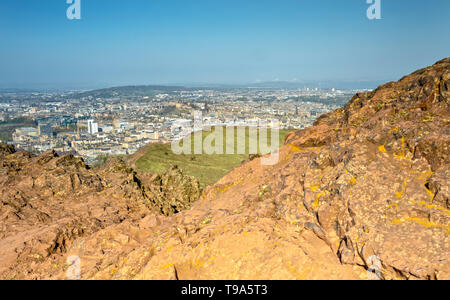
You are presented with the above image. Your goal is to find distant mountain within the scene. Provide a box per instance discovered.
[0,88,41,94]
[245,80,386,90]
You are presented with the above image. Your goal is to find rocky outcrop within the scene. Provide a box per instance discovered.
[0,152,200,279]
[0,58,448,280]
[145,166,202,216]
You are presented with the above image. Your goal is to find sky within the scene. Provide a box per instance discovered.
[0,0,449,90]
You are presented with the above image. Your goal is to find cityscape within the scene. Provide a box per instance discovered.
[0,86,357,164]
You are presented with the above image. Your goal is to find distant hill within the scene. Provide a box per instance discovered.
[66,80,384,99]
[0,88,41,94]
[67,85,202,99]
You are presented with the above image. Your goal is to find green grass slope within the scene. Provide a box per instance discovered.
[135,128,291,187]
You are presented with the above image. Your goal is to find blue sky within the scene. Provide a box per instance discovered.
[0,0,449,89]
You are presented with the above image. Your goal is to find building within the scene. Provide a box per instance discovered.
[38,123,53,138]
[99,124,114,133]
[15,127,38,136]
[114,119,132,130]
[87,120,99,135]
[13,127,39,142]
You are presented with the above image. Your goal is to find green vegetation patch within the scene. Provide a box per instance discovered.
[136,128,290,187]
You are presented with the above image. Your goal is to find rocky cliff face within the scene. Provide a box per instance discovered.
[0,58,448,280]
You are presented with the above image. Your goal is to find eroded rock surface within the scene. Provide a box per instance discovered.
[0,152,199,279]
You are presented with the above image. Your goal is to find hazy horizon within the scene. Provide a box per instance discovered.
[0,78,390,92]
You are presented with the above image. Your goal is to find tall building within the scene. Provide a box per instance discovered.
[88,120,98,135]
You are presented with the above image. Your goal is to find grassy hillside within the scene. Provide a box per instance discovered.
[135,128,291,187]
